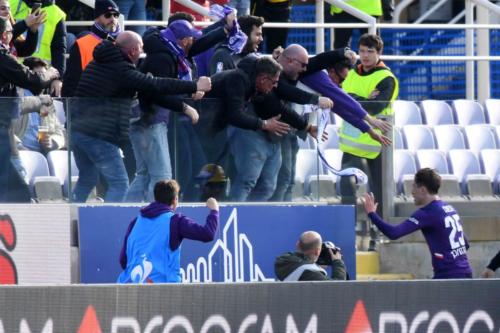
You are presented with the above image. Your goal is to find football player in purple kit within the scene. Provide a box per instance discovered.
[363,168,473,279]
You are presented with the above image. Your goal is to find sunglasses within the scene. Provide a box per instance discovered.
[0,5,10,10]
[286,56,307,69]
[104,12,119,18]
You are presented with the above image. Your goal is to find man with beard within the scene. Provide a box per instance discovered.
[62,0,120,97]
[209,14,264,74]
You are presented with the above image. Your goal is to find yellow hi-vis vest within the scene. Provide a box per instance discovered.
[10,0,66,63]
[339,67,398,159]
[330,0,382,16]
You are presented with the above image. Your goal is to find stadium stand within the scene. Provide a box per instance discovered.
[393,100,422,127]
[433,125,467,152]
[420,100,455,126]
[452,99,486,125]
[484,99,500,125]
[402,125,436,151]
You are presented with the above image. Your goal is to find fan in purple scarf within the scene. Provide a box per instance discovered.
[209,4,247,55]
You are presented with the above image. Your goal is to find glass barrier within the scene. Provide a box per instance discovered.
[14,96,500,210]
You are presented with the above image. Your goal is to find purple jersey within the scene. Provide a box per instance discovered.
[368,200,472,279]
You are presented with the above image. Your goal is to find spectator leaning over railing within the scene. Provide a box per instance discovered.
[0,16,59,202]
[481,250,500,278]
[61,0,121,97]
[209,14,264,74]
[129,16,232,202]
[0,0,44,57]
[70,31,211,203]
[10,0,66,96]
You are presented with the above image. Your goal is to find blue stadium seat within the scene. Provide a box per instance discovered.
[394,150,417,194]
[484,99,500,125]
[448,149,483,193]
[464,125,497,156]
[433,125,466,152]
[416,150,450,174]
[420,100,454,125]
[402,125,436,151]
[452,99,486,125]
[393,100,422,127]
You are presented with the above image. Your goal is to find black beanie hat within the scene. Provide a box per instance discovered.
[94,0,120,19]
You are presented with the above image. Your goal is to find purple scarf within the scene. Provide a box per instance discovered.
[159,28,192,80]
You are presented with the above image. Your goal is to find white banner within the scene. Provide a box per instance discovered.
[0,204,70,284]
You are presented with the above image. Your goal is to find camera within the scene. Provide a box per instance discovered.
[316,241,341,266]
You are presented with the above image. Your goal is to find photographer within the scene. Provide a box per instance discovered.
[275,231,346,281]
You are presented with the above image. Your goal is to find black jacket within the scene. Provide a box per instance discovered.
[208,44,247,75]
[72,40,197,146]
[0,45,54,126]
[62,25,114,97]
[274,251,346,281]
[138,26,227,115]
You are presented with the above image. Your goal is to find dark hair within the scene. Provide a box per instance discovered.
[358,33,384,53]
[238,15,264,37]
[23,57,48,70]
[168,12,195,25]
[154,179,180,204]
[255,56,282,77]
[329,58,352,73]
[0,16,8,35]
[414,168,441,194]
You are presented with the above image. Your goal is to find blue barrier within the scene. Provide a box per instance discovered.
[79,204,356,283]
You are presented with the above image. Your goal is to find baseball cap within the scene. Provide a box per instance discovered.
[168,19,202,40]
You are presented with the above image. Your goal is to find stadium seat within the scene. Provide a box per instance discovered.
[46,150,79,197]
[323,149,343,180]
[53,99,66,125]
[293,149,319,198]
[452,99,486,125]
[484,99,500,125]
[464,125,497,156]
[480,149,500,194]
[467,175,495,199]
[394,127,404,149]
[394,150,417,194]
[448,149,483,194]
[494,126,500,147]
[402,125,436,151]
[393,100,422,126]
[18,150,60,200]
[308,175,339,202]
[34,176,64,202]
[318,124,339,150]
[433,125,466,152]
[438,175,465,200]
[416,150,450,174]
[420,100,454,125]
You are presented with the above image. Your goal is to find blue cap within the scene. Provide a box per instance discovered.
[168,19,202,40]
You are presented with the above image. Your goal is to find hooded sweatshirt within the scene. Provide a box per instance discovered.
[119,201,219,282]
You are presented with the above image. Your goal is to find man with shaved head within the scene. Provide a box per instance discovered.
[275,230,346,281]
[71,30,212,203]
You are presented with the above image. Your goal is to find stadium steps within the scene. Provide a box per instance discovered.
[356,251,414,280]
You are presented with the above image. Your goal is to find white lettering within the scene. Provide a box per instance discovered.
[409,311,429,333]
[111,317,140,333]
[451,246,467,259]
[427,311,459,333]
[199,315,230,333]
[260,315,274,333]
[163,315,193,333]
[379,312,407,333]
[237,314,258,333]
[463,310,494,333]
[442,205,454,213]
[19,319,52,333]
[144,316,163,333]
[286,314,317,333]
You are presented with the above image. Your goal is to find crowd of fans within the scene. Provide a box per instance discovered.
[0,0,397,203]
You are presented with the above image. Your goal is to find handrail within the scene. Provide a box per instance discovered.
[393,0,414,23]
[67,20,500,29]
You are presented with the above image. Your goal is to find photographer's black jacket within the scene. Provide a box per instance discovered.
[274,251,346,281]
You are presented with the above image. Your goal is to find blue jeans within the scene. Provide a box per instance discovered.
[228,0,250,16]
[127,122,172,202]
[229,127,282,201]
[0,128,10,202]
[71,131,129,202]
[116,0,147,36]
[169,118,207,201]
[270,132,299,202]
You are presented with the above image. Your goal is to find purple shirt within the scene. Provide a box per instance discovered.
[120,202,219,269]
[300,71,370,133]
[368,200,472,279]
